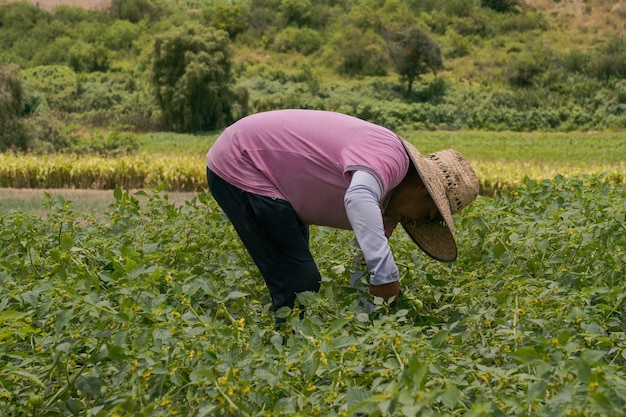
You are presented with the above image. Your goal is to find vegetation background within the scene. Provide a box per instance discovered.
[1,0,626,154]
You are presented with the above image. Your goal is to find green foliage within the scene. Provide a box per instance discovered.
[203,4,249,39]
[0,176,624,415]
[505,47,552,87]
[383,24,443,93]
[69,41,111,73]
[332,27,387,77]
[102,19,142,51]
[0,0,624,132]
[273,26,321,55]
[481,0,520,13]
[280,0,313,27]
[151,24,236,132]
[109,0,166,23]
[592,35,626,81]
[63,129,140,157]
[0,63,29,151]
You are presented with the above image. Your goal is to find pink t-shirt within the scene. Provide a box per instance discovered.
[206,110,409,230]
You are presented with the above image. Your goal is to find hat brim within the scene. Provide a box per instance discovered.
[399,139,457,262]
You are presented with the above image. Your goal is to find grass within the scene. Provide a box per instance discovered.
[0,188,200,216]
[400,130,626,163]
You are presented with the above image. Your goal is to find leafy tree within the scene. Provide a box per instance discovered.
[280,0,313,27]
[383,25,443,93]
[69,41,111,73]
[273,27,321,55]
[151,24,236,132]
[109,0,165,23]
[481,0,520,13]
[0,64,29,151]
[334,27,387,77]
[204,4,249,39]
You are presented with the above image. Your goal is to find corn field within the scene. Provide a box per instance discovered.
[1,153,623,196]
[0,153,206,192]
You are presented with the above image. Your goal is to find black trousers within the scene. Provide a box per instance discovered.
[207,168,321,312]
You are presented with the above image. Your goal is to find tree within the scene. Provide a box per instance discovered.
[109,0,165,23]
[151,24,236,132]
[0,64,29,151]
[481,0,520,13]
[383,25,443,94]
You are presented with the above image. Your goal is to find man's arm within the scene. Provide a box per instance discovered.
[344,171,399,304]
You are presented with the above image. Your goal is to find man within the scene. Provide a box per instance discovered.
[206,109,479,321]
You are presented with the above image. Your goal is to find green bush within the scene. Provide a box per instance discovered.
[273,26,321,55]
[332,27,387,77]
[102,20,141,51]
[69,41,111,73]
[203,4,248,39]
[63,128,140,156]
[279,0,313,28]
[505,49,551,87]
[32,36,74,67]
[24,113,68,153]
[109,0,166,23]
[481,0,520,13]
[592,36,626,80]
[0,64,30,151]
[496,10,548,33]
[151,24,235,132]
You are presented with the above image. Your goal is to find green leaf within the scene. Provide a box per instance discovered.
[60,233,74,250]
[527,381,547,403]
[431,330,448,348]
[328,318,349,334]
[0,310,29,323]
[226,291,248,300]
[493,242,507,259]
[55,308,74,332]
[401,356,429,388]
[104,343,126,360]
[114,185,122,201]
[75,375,102,395]
[2,366,45,388]
[346,386,372,414]
[441,385,460,408]
[581,350,606,365]
[511,347,541,363]
[356,313,370,323]
[426,273,447,287]
[190,367,216,383]
[60,399,82,417]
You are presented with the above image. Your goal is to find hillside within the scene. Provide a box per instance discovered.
[526,0,625,41]
[1,0,625,148]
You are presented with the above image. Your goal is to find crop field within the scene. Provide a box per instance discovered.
[1,169,626,415]
[0,131,625,416]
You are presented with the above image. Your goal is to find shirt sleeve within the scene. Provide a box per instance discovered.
[344,171,399,286]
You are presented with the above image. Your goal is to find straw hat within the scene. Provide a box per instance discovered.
[399,139,479,262]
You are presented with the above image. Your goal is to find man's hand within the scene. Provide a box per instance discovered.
[369,281,400,306]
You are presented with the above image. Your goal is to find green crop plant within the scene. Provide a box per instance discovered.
[0,175,624,416]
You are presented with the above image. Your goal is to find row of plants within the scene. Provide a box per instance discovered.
[0,151,624,195]
[0,153,205,191]
[0,174,624,415]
